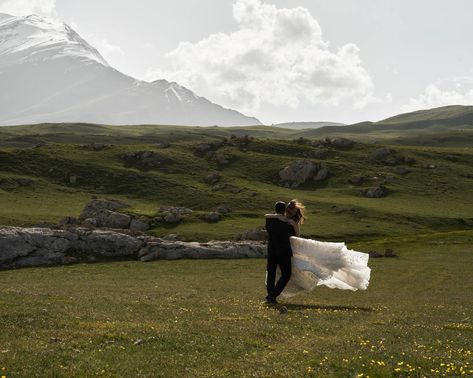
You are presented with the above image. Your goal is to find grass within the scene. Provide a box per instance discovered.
[0,122,472,376]
[0,232,472,377]
[0,123,472,241]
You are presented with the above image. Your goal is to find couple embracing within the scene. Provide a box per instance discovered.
[264,199,371,304]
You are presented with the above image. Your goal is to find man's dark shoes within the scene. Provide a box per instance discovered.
[264,296,278,305]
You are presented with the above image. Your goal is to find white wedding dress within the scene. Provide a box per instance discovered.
[278,236,371,297]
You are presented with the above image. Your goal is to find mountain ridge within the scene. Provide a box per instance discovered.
[0,13,260,127]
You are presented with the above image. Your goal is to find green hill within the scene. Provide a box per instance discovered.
[0,122,472,242]
[296,105,473,145]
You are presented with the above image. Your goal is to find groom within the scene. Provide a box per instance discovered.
[265,201,295,304]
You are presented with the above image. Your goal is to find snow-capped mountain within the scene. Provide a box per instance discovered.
[0,13,260,126]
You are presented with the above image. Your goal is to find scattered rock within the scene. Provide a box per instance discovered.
[372,148,395,161]
[361,185,389,198]
[157,141,170,149]
[163,213,182,224]
[134,339,144,346]
[391,167,410,175]
[216,205,232,215]
[303,148,330,159]
[194,143,220,156]
[214,152,233,167]
[59,216,79,226]
[235,228,268,241]
[314,167,330,181]
[16,178,33,187]
[423,164,436,169]
[0,227,268,269]
[325,137,355,148]
[205,173,222,185]
[139,240,266,261]
[0,227,143,268]
[130,219,150,232]
[349,176,367,185]
[69,175,78,184]
[279,160,321,187]
[162,234,181,241]
[84,218,98,227]
[384,248,397,257]
[93,210,132,229]
[80,199,129,220]
[80,143,111,151]
[0,177,34,191]
[158,206,192,215]
[368,251,383,258]
[202,212,221,222]
[121,151,173,171]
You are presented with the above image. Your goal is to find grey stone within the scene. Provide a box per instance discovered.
[0,227,267,269]
[202,212,221,222]
[163,213,182,223]
[80,199,129,220]
[205,173,222,185]
[216,205,232,215]
[361,185,389,198]
[279,160,320,187]
[314,167,330,181]
[130,219,150,232]
[139,240,266,261]
[94,210,131,229]
[235,228,268,241]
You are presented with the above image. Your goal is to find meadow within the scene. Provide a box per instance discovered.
[0,120,472,376]
[0,232,472,377]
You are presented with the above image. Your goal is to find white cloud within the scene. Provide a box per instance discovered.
[146,0,376,114]
[403,77,473,112]
[0,0,56,17]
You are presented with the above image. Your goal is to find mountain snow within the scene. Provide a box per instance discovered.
[0,14,260,126]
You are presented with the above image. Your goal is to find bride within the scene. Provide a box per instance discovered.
[265,200,371,297]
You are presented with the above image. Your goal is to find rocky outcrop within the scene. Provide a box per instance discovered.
[0,227,143,269]
[138,240,266,261]
[78,199,132,229]
[279,160,328,187]
[371,148,416,166]
[121,151,173,171]
[235,228,268,241]
[360,185,389,198]
[0,227,267,270]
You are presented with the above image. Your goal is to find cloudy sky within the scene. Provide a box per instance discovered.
[1,0,473,124]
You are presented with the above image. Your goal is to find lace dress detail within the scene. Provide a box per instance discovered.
[279,237,371,297]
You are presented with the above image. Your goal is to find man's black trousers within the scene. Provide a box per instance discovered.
[266,253,292,299]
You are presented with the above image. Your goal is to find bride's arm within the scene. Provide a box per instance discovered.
[293,222,300,237]
[265,213,287,221]
[265,214,299,235]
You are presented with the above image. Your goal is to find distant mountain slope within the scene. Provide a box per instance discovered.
[296,105,473,139]
[0,13,260,127]
[272,121,345,129]
[379,105,473,125]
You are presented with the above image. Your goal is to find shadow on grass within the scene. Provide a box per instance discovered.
[283,303,374,312]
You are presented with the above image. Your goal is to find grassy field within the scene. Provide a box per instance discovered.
[1,231,472,377]
[0,123,472,241]
[0,122,472,376]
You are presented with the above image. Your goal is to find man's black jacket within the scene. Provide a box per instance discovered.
[265,217,295,257]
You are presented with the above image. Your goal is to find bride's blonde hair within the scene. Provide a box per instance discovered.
[287,199,307,224]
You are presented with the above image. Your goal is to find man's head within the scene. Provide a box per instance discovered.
[274,201,286,214]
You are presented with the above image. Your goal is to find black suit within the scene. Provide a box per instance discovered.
[265,218,295,300]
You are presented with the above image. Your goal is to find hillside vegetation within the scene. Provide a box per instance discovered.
[0,121,472,242]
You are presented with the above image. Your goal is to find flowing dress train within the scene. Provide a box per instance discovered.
[278,236,371,297]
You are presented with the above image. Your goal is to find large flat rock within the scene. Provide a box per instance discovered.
[0,227,267,269]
